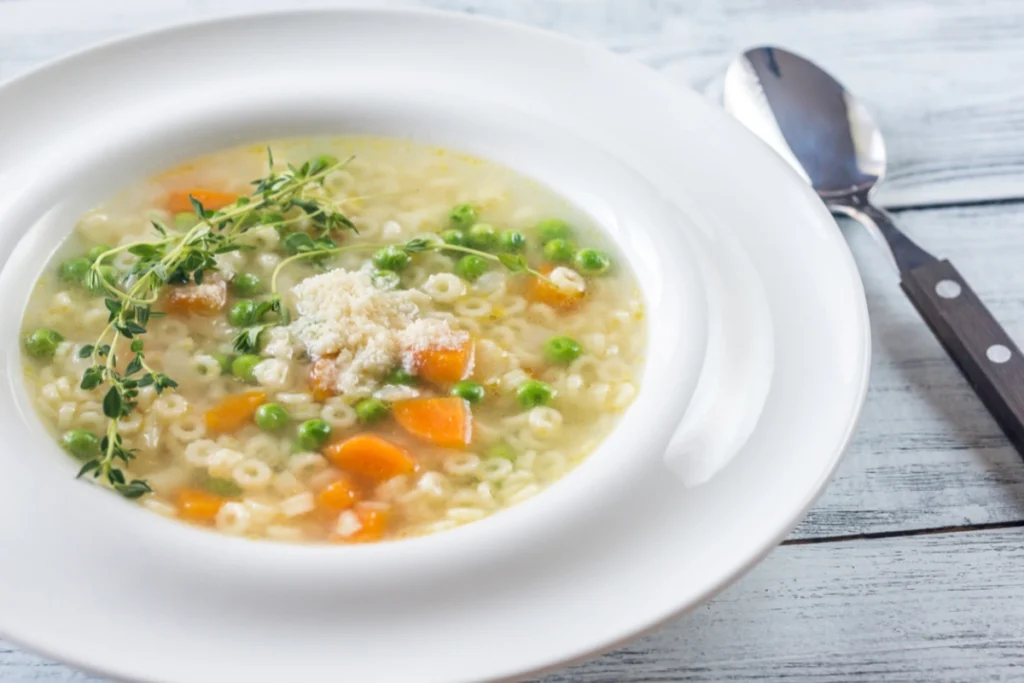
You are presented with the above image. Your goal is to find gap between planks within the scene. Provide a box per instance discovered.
[784,519,1024,546]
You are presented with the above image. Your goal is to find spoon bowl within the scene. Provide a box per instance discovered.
[723,45,1024,459]
[724,47,886,198]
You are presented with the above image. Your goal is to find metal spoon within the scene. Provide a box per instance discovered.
[723,45,1024,455]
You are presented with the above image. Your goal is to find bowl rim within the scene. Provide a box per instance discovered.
[0,7,871,683]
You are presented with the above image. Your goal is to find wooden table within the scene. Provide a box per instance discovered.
[4,1,1024,680]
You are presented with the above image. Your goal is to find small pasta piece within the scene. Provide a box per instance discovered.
[308,466,346,492]
[335,510,363,538]
[321,398,357,430]
[479,457,514,482]
[527,407,563,438]
[253,358,290,390]
[421,273,467,302]
[288,452,329,478]
[143,498,178,518]
[56,403,77,431]
[271,471,306,497]
[153,393,189,420]
[168,414,206,441]
[416,471,451,498]
[184,439,219,467]
[207,448,245,479]
[193,353,224,377]
[242,433,286,466]
[216,502,251,535]
[447,507,487,524]
[506,483,542,505]
[443,453,481,477]
[454,298,492,319]
[232,459,273,491]
[245,499,278,527]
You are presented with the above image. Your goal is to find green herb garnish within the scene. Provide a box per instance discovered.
[76,150,356,498]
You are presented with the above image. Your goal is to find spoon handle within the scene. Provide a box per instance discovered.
[901,259,1024,453]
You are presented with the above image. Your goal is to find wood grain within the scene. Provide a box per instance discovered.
[535,527,1024,683]
[3,0,1024,208]
[4,1,1024,681]
[794,202,1024,539]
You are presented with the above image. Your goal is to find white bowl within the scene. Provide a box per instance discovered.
[0,8,870,683]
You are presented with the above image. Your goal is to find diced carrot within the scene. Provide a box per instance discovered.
[317,475,361,511]
[527,265,584,310]
[324,435,418,482]
[308,358,338,401]
[167,189,240,214]
[204,390,266,434]
[412,338,475,385]
[163,281,227,316]
[392,397,472,448]
[176,489,226,523]
[347,503,391,543]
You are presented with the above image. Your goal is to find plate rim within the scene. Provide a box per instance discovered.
[0,6,872,682]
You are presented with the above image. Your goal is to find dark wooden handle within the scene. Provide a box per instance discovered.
[901,259,1024,453]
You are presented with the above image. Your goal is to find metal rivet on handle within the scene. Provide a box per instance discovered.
[936,279,962,299]
[987,344,1012,364]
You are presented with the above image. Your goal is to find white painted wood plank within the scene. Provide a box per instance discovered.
[538,527,1024,682]
[6,528,1024,682]
[794,202,1024,539]
[2,0,1024,207]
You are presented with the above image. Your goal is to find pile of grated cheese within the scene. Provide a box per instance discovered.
[286,266,467,397]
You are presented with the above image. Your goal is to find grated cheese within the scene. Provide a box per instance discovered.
[287,267,468,397]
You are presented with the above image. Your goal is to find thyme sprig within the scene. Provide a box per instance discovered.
[76,151,356,497]
[74,148,555,499]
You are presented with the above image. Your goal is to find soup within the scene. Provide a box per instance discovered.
[21,139,645,543]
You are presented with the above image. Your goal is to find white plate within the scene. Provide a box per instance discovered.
[0,9,870,683]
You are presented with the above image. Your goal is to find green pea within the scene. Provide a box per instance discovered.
[544,336,583,365]
[440,229,467,247]
[516,379,556,409]
[574,248,612,276]
[536,218,572,244]
[204,477,242,497]
[312,153,339,170]
[59,257,91,284]
[297,419,332,450]
[451,380,485,404]
[455,254,489,282]
[174,212,199,229]
[254,403,289,432]
[372,245,411,272]
[543,238,575,263]
[355,398,389,424]
[449,203,478,229]
[232,273,264,297]
[212,353,234,374]
[466,223,497,250]
[24,328,64,359]
[85,265,117,296]
[60,429,100,460]
[498,230,526,253]
[86,244,112,263]
[228,300,259,327]
[486,442,517,461]
[231,354,262,383]
[385,367,418,386]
